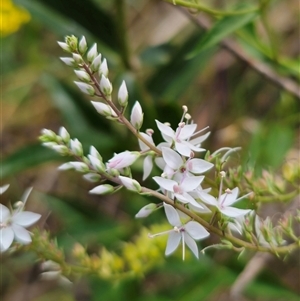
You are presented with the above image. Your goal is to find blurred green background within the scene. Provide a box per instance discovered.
[1,0,299,300]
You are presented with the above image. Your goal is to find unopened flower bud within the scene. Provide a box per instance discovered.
[78,36,87,54]
[72,53,83,65]
[99,58,108,77]
[41,128,57,140]
[89,146,102,161]
[130,101,143,130]
[89,184,114,195]
[74,70,91,82]
[91,54,102,72]
[118,80,128,107]
[70,138,83,156]
[60,57,76,67]
[57,41,71,53]
[87,43,97,63]
[119,176,141,192]
[99,75,112,96]
[70,162,89,173]
[91,101,117,117]
[74,81,95,96]
[83,173,101,182]
[59,127,70,143]
[52,145,69,155]
[88,154,105,172]
[135,203,157,218]
[65,35,78,52]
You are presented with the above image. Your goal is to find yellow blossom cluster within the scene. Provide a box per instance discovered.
[1,0,31,37]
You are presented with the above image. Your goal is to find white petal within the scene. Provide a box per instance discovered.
[185,221,210,240]
[188,159,214,174]
[0,184,10,195]
[12,212,41,227]
[174,193,189,204]
[220,207,251,218]
[164,203,181,227]
[182,193,204,209]
[20,187,33,206]
[162,147,182,170]
[175,142,192,157]
[0,227,14,252]
[143,155,153,180]
[154,157,166,170]
[198,191,218,206]
[0,204,10,222]
[155,120,175,138]
[183,233,199,258]
[138,132,155,151]
[11,224,32,244]
[178,124,197,140]
[153,177,177,192]
[189,132,210,145]
[181,176,204,192]
[222,187,239,206]
[165,231,181,256]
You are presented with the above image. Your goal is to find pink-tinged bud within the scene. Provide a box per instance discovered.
[118,81,128,106]
[74,81,95,96]
[79,36,87,54]
[107,151,139,170]
[74,70,91,82]
[135,203,157,218]
[60,57,76,67]
[91,101,117,117]
[89,184,114,195]
[130,101,143,130]
[98,58,108,77]
[57,41,71,53]
[99,75,112,96]
[87,43,97,62]
[59,127,70,143]
[91,54,102,72]
[119,176,141,192]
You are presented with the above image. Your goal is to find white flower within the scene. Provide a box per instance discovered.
[161,147,213,178]
[99,58,108,77]
[107,151,139,170]
[74,70,91,82]
[155,120,208,157]
[0,187,41,252]
[60,57,75,67]
[78,36,87,54]
[199,187,252,218]
[149,203,209,260]
[153,176,205,209]
[91,54,102,72]
[130,101,143,130]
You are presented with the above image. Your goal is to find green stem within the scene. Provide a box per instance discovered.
[163,0,259,16]
[142,186,299,255]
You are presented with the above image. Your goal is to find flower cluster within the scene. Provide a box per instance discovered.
[38,35,273,260]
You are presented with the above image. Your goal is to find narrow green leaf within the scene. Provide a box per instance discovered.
[187,11,258,59]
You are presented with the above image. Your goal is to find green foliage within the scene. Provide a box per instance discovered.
[2,0,299,300]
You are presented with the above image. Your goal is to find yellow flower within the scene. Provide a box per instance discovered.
[1,0,31,37]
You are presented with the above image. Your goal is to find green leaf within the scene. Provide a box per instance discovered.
[187,11,258,59]
[1,144,61,178]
